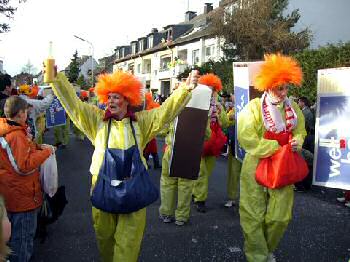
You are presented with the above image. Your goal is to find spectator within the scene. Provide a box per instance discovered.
[298,96,315,135]
[0,74,13,117]
[0,196,11,262]
[0,96,54,262]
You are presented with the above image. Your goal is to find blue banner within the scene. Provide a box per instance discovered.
[234,85,249,161]
[314,95,350,190]
[46,97,67,128]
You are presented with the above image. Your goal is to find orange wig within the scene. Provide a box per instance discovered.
[198,73,223,92]
[145,92,160,110]
[254,53,303,91]
[95,71,143,106]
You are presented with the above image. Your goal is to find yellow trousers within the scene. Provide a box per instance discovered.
[92,207,146,262]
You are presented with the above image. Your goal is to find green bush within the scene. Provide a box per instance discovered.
[291,42,350,103]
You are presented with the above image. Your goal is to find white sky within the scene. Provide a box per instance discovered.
[0,0,220,75]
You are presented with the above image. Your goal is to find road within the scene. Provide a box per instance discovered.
[32,130,350,262]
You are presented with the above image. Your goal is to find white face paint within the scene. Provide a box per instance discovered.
[268,84,289,103]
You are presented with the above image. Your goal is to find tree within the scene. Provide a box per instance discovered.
[67,50,80,83]
[76,74,88,89]
[210,0,312,61]
[0,0,26,33]
[21,60,36,75]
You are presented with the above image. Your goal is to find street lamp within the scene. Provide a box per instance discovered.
[74,35,94,86]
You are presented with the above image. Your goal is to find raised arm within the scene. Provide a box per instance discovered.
[136,86,192,146]
[51,73,104,142]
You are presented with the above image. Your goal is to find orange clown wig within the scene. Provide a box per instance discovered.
[198,73,223,92]
[145,92,160,110]
[254,53,303,91]
[95,71,143,106]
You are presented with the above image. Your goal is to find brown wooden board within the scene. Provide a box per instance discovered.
[170,107,209,180]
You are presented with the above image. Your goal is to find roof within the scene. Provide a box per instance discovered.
[114,9,215,64]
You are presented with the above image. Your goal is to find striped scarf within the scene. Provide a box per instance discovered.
[261,92,297,133]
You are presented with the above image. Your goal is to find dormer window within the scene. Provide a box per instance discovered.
[167,29,173,41]
[148,36,153,48]
[121,48,125,57]
[132,43,137,55]
[139,41,144,52]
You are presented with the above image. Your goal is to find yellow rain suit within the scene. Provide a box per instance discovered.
[159,119,211,222]
[237,98,306,262]
[193,106,229,202]
[226,109,242,201]
[51,73,192,262]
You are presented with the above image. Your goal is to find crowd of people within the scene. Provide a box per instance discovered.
[0,53,347,262]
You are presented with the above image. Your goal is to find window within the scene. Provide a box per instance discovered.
[192,49,200,65]
[121,49,125,57]
[148,36,153,48]
[167,29,173,41]
[137,64,141,73]
[132,44,137,55]
[205,45,216,61]
[160,56,171,71]
[139,41,144,52]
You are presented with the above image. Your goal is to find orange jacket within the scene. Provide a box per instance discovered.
[0,118,51,212]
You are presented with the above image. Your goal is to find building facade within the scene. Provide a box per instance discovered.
[113,3,224,96]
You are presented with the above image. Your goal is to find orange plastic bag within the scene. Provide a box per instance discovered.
[255,133,309,189]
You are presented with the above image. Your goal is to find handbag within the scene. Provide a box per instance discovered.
[91,119,159,214]
[255,131,309,189]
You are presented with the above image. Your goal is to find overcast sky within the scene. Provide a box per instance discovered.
[1,0,350,76]
[0,0,220,75]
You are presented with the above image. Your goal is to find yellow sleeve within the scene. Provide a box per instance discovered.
[51,73,104,142]
[291,101,307,151]
[135,86,191,145]
[227,109,235,126]
[237,99,280,158]
[204,119,212,140]
[218,106,230,128]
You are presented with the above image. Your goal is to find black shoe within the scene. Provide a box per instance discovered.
[195,201,206,213]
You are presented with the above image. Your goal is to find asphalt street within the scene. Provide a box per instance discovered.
[32,130,350,262]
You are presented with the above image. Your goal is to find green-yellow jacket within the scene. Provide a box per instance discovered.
[51,73,192,186]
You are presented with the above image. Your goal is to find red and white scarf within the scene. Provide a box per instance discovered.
[261,92,297,133]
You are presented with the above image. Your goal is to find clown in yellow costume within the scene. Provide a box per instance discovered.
[50,70,198,262]
[224,107,242,208]
[237,54,306,262]
[192,74,229,213]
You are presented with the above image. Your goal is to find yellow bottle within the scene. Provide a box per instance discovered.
[44,41,55,83]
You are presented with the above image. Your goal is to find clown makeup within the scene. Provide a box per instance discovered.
[107,93,129,118]
[268,84,289,104]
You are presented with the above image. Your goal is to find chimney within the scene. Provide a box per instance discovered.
[185,11,197,22]
[204,3,213,14]
[151,28,158,34]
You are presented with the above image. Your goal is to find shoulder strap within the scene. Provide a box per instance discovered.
[129,118,139,148]
[105,120,112,149]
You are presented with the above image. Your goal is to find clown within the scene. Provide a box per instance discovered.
[237,54,306,262]
[50,70,198,262]
[192,73,229,213]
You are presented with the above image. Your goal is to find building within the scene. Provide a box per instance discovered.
[113,3,223,96]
